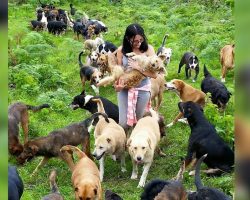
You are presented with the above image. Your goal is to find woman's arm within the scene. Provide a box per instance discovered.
[116,46,123,65]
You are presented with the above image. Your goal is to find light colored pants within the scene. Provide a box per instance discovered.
[118,89,150,130]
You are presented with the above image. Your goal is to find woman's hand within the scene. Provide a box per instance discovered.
[114,78,125,92]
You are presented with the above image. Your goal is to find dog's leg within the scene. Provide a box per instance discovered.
[185,66,189,79]
[221,66,227,82]
[167,112,183,127]
[82,134,92,160]
[21,110,29,143]
[99,156,105,182]
[193,67,199,82]
[91,85,99,95]
[138,162,152,188]
[120,153,126,172]
[156,147,166,157]
[156,92,163,111]
[31,157,49,176]
[177,118,188,124]
[59,151,75,172]
[131,159,138,180]
[178,60,184,74]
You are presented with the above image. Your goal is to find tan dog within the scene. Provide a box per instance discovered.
[96,52,118,75]
[165,79,206,127]
[91,99,127,182]
[127,109,163,188]
[84,37,104,52]
[220,44,235,82]
[97,52,165,88]
[151,73,166,111]
[60,145,102,200]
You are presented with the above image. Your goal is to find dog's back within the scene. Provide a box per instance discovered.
[220,44,234,69]
[8,165,24,200]
[105,190,123,200]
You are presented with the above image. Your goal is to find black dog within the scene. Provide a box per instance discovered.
[105,190,123,200]
[69,90,119,123]
[188,154,231,200]
[178,52,199,82]
[98,41,117,54]
[201,65,232,109]
[30,20,45,31]
[178,101,234,174]
[71,19,85,40]
[47,21,67,35]
[8,165,24,200]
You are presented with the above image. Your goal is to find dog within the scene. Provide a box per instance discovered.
[69,90,119,123]
[47,21,67,35]
[105,190,123,200]
[70,18,85,40]
[165,79,206,127]
[98,41,117,54]
[188,154,231,200]
[86,50,99,68]
[17,117,93,174]
[178,101,234,175]
[201,65,232,110]
[60,145,102,200]
[127,109,163,187]
[220,44,235,82]
[97,52,165,88]
[141,161,187,200]
[30,20,46,31]
[79,51,103,95]
[96,51,118,75]
[178,52,199,82]
[8,165,24,200]
[91,99,127,181]
[41,170,64,200]
[84,37,104,52]
[8,102,50,156]
[151,73,166,111]
[157,34,172,66]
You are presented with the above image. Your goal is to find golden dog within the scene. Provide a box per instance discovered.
[220,44,235,82]
[151,73,166,111]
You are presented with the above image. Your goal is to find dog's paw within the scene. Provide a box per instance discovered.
[112,155,116,161]
[221,78,226,83]
[131,173,137,179]
[166,122,173,128]
[126,52,136,57]
[192,79,196,83]
[138,180,145,188]
[189,170,196,176]
[121,167,127,173]
[178,118,188,124]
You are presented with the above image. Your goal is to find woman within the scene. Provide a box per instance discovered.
[115,23,157,132]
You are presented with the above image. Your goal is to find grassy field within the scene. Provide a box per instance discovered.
[8,0,234,199]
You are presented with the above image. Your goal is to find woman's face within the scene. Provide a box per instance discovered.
[130,34,144,49]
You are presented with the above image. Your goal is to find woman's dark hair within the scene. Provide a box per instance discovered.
[122,23,148,55]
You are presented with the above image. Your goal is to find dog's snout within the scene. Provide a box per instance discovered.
[137,156,142,161]
[92,153,96,157]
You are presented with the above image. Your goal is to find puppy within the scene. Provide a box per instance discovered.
[157,34,172,66]
[69,90,119,123]
[178,101,234,175]
[220,44,235,82]
[17,117,93,174]
[188,154,231,200]
[79,51,103,95]
[87,50,99,67]
[201,65,232,110]
[84,37,104,52]
[91,99,127,181]
[165,79,205,127]
[178,52,199,82]
[60,145,102,200]
[8,165,24,200]
[8,102,50,156]
[141,161,187,200]
[97,53,165,88]
[98,41,117,54]
[151,73,166,111]
[105,190,123,200]
[127,109,163,187]
[41,170,64,200]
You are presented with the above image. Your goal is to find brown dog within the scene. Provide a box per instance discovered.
[220,44,235,82]
[17,118,92,174]
[151,73,166,111]
[60,145,102,200]
[8,102,50,156]
[96,51,118,75]
[165,79,205,127]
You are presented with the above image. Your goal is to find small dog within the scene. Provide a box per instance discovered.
[84,37,104,52]
[79,51,103,95]
[165,79,206,127]
[8,102,50,156]
[151,73,166,111]
[69,90,119,123]
[220,44,235,82]
[87,50,99,67]
[97,52,165,88]
[127,109,163,188]
[60,145,102,200]
[98,41,117,54]
[157,34,172,66]
[47,21,67,35]
[178,52,199,82]
[91,99,127,181]
[30,20,46,31]
[201,65,232,110]
[188,154,231,200]
[41,170,64,200]
[178,101,234,175]
[105,190,123,200]
[8,165,24,200]
[96,52,118,75]
[17,117,93,174]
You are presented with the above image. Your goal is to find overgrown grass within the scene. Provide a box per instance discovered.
[8,0,234,199]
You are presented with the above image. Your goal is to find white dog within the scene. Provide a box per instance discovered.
[157,34,172,66]
[84,37,104,52]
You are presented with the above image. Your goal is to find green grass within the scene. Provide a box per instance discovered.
[8,0,234,199]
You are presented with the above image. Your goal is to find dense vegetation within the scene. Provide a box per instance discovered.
[8,0,234,199]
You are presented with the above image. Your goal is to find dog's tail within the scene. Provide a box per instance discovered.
[161,33,169,48]
[49,170,60,194]
[79,51,84,67]
[194,154,207,190]
[203,65,212,77]
[60,145,85,160]
[90,112,109,123]
[91,98,105,113]
[26,104,50,112]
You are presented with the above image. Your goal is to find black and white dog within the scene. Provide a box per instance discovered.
[69,90,119,123]
[201,65,232,110]
[178,52,199,82]
[8,165,24,200]
[98,41,117,54]
[157,34,172,66]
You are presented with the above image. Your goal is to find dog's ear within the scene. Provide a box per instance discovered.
[147,138,152,149]
[126,138,131,148]
[107,138,111,143]
[93,187,98,195]
[80,90,85,96]
[158,54,166,61]
[178,102,184,113]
